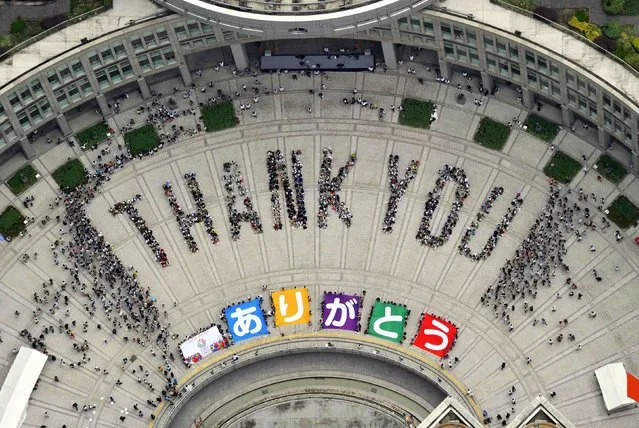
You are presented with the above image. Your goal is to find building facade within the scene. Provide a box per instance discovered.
[0,0,637,171]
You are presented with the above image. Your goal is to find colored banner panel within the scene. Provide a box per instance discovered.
[225,298,269,342]
[179,326,228,363]
[272,287,311,326]
[322,292,360,331]
[412,314,458,357]
[367,301,408,343]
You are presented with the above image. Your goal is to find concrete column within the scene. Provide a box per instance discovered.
[137,77,152,100]
[561,105,574,127]
[96,94,110,116]
[522,87,534,110]
[381,41,397,69]
[179,63,192,87]
[230,43,249,71]
[480,71,493,92]
[438,58,451,79]
[56,114,72,136]
[631,151,639,174]
[598,126,609,149]
[19,136,36,159]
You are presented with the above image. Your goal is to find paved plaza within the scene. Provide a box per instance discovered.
[0,56,638,428]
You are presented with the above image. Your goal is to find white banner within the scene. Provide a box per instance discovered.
[180,326,226,361]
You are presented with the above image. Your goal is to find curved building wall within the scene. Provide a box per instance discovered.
[0,2,637,169]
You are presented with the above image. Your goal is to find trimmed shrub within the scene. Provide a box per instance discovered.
[0,206,26,239]
[632,36,639,51]
[40,14,68,30]
[10,16,26,35]
[603,21,623,39]
[504,0,535,11]
[124,124,160,156]
[543,151,581,184]
[398,98,435,129]
[603,0,625,15]
[201,102,237,132]
[615,38,635,57]
[7,164,39,195]
[534,6,559,22]
[76,121,109,148]
[596,154,628,184]
[594,35,618,51]
[52,159,88,193]
[625,52,639,68]
[568,17,602,41]
[523,113,560,142]
[606,195,639,229]
[473,117,511,150]
[575,8,589,22]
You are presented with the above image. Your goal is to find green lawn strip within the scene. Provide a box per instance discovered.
[202,102,237,132]
[76,121,110,149]
[473,117,511,150]
[595,154,628,184]
[523,113,560,142]
[398,98,434,129]
[543,151,581,184]
[52,159,88,193]
[6,164,39,195]
[0,206,26,239]
[606,195,639,229]
[124,124,160,156]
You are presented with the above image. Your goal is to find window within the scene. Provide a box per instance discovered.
[142,32,156,49]
[511,64,520,80]
[550,63,559,76]
[20,87,33,103]
[0,104,5,122]
[588,84,596,97]
[187,21,201,36]
[137,54,151,72]
[79,78,93,96]
[100,48,113,64]
[162,47,176,64]
[70,60,85,76]
[453,26,464,41]
[2,122,17,141]
[496,41,506,55]
[603,94,611,107]
[469,48,480,65]
[113,44,127,59]
[28,105,41,124]
[539,77,549,92]
[527,69,538,84]
[17,112,30,130]
[604,111,612,127]
[30,79,43,97]
[498,60,509,75]
[467,30,476,45]
[38,100,52,117]
[55,89,69,107]
[398,17,408,31]
[568,91,577,106]
[9,92,21,109]
[47,70,60,88]
[484,36,494,51]
[509,45,519,58]
[121,61,134,77]
[205,36,216,45]
[579,96,587,111]
[443,42,454,57]
[623,108,631,120]
[411,18,421,33]
[551,82,560,96]
[67,86,81,102]
[487,57,497,71]
[577,78,586,90]
[156,27,169,43]
[108,65,122,84]
[457,46,467,61]
[589,102,597,118]
[537,56,547,71]
[130,37,144,52]
[613,101,621,114]
[440,24,452,39]
[525,50,535,65]
[423,19,434,35]
[174,24,187,39]
[201,23,213,34]
[59,66,72,82]
[96,70,109,89]
[566,72,576,87]
[88,52,101,68]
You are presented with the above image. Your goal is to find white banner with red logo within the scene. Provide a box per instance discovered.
[179,326,227,362]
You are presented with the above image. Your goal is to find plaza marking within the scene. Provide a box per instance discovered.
[322,292,360,331]
[148,332,483,428]
[412,314,458,358]
[367,301,408,343]
[272,287,311,326]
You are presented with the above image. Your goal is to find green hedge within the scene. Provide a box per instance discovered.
[595,154,628,184]
[543,151,581,184]
[52,158,88,193]
[76,121,109,148]
[398,98,435,129]
[0,206,26,239]
[523,113,560,142]
[202,102,237,132]
[6,164,39,195]
[603,0,639,15]
[473,117,511,150]
[607,195,639,229]
[124,124,160,156]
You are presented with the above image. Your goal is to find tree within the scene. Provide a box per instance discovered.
[624,52,639,70]
[602,21,623,39]
[594,35,618,52]
[10,16,26,35]
[534,7,559,22]
[603,0,625,15]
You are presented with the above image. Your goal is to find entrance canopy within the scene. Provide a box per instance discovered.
[594,362,636,413]
[0,347,48,428]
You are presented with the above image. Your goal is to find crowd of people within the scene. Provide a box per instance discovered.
[317,148,357,229]
[223,161,263,239]
[163,172,220,253]
[383,155,420,234]
[110,195,169,266]
[416,164,470,247]
[458,187,525,261]
[266,150,308,230]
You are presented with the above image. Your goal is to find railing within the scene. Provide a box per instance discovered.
[487,0,639,80]
[0,6,111,63]
[199,0,383,15]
